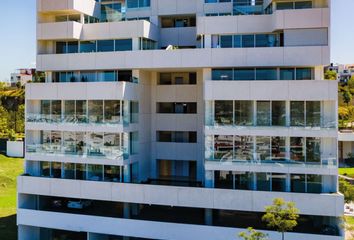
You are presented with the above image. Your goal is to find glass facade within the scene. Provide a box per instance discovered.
[212,67,314,81]
[214,33,280,48]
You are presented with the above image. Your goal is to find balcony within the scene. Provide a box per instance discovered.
[17,176,344,217]
[17,209,342,240]
[204,80,337,101]
[37,46,329,71]
[25,144,128,164]
[25,82,139,100]
[37,0,99,16]
[197,8,329,35]
[37,21,82,40]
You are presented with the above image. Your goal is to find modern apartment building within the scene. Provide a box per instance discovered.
[18,0,343,239]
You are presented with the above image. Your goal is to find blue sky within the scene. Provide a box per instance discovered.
[0,0,352,82]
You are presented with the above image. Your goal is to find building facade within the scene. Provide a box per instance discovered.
[10,69,35,87]
[18,0,343,239]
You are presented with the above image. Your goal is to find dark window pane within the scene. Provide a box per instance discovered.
[118,70,132,82]
[98,71,116,82]
[67,42,78,53]
[271,137,287,161]
[256,68,277,80]
[97,40,114,52]
[276,2,294,10]
[255,34,278,47]
[257,173,271,191]
[242,35,254,48]
[296,68,313,80]
[80,71,96,82]
[306,137,321,163]
[115,39,132,51]
[214,135,233,161]
[306,101,321,127]
[80,41,96,53]
[291,174,306,193]
[212,69,233,80]
[272,101,286,126]
[234,101,253,126]
[234,68,255,80]
[295,1,312,9]
[307,175,322,193]
[290,137,305,162]
[157,103,174,113]
[215,101,233,125]
[257,101,271,126]
[290,101,305,126]
[56,42,67,54]
[220,35,233,48]
[215,171,233,189]
[280,68,295,80]
[233,35,242,48]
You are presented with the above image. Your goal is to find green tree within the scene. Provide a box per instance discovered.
[262,198,299,240]
[15,104,25,133]
[239,227,268,240]
[339,107,349,128]
[324,70,337,80]
[343,89,353,106]
[0,105,9,135]
[348,75,354,89]
[339,178,354,203]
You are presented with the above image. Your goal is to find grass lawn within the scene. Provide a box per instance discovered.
[339,168,354,178]
[0,154,23,240]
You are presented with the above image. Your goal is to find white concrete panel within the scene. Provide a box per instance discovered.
[37,22,82,40]
[17,210,343,240]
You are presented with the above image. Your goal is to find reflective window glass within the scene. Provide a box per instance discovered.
[272,101,286,126]
[220,35,233,48]
[290,101,305,126]
[97,40,114,52]
[296,68,312,80]
[115,39,132,51]
[234,135,254,161]
[280,68,295,80]
[212,69,233,80]
[306,101,321,127]
[256,136,271,161]
[80,41,96,53]
[214,135,233,161]
[234,68,255,80]
[290,137,305,162]
[234,101,253,126]
[257,101,271,126]
[215,101,233,125]
[242,35,255,48]
[256,68,277,80]
[306,137,321,163]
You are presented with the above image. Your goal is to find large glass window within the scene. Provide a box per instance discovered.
[104,100,120,124]
[276,2,294,10]
[212,69,233,80]
[257,173,271,191]
[257,101,270,126]
[88,100,103,123]
[97,40,114,52]
[256,68,277,80]
[64,163,75,179]
[233,35,242,48]
[234,68,255,80]
[220,35,233,48]
[51,100,62,123]
[98,71,116,82]
[105,133,122,157]
[63,132,76,154]
[214,135,233,161]
[306,137,321,163]
[271,173,286,192]
[104,166,122,182]
[56,42,66,54]
[307,174,322,193]
[88,165,103,181]
[51,162,62,178]
[280,68,295,80]
[290,137,305,162]
[80,71,96,82]
[234,135,253,161]
[115,39,132,51]
[290,101,305,127]
[272,101,286,126]
[234,101,253,126]
[76,164,86,180]
[295,1,312,9]
[76,132,86,155]
[87,133,104,156]
[215,101,233,125]
[271,137,287,161]
[306,101,321,127]
[235,172,253,190]
[76,100,87,123]
[67,42,78,53]
[80,41,96,53]
[215,171,233,189]
[256,136,271,161]
[40,162,50,177]
[255,34,278,47]
[242,35,255,48]
[291,174,306,193]
[296,68,312,80]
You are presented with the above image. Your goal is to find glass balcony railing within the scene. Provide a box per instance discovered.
[26,114,128,126]
[205,155,337,169]
[26,144,129,160]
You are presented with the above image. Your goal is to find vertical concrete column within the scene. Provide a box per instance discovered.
[204,35,212,48]
[132,38,140,51]
[205,170,214,188]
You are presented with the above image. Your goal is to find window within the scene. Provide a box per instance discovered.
[256,68,277,80]
[67,42,78,53]
[64,100,75,123]
[104,100,120,124]
[51,162,62,178]
[215,101,233,125]
[306,101,321,127]
[255,34,278,47]
[291,174,306,193]
[271,137,287,161]
[80,71,96,82]
[159,73,172,85]
[233,35,242,48]
[257,173,271,191]
[214,135,233,161]
[51,100,61,123]
[295,1,312,9]
[306,137,321,163]
[234,68,255,80]
[140,38,156,50]
[115,39,132,51]
[234,135,254,161]
[256,136,271,161]
[257,101,271,126]
[157,131,196,143]
[212,69,233,80]
[272,173,287,192]
[234,101,253,126]
[88,100,103,123]
[276,2,294,10]
[88,165,103,181]
[157,103,197,114]
[104,166,122,182]
[242,35,255,48]
[214,171,233,189]
[80,41,96,53]
[296,68,313,80]
[280,68,295,80]
[97,40,114,52]
[127,0,150,8]
[98,71,116,82]
[290,101,305,126]
[40,162,50,177]
[220,35,233,48]
[56,42,66,54]
[63,132,76,154]
[272,101,286,126]
[307,174,322,193]
[290,137,305,162]
[117,70,133,82]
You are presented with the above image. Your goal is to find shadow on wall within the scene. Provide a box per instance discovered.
[0,214,17,240]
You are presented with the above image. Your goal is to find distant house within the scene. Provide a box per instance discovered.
[10,68,35,87]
